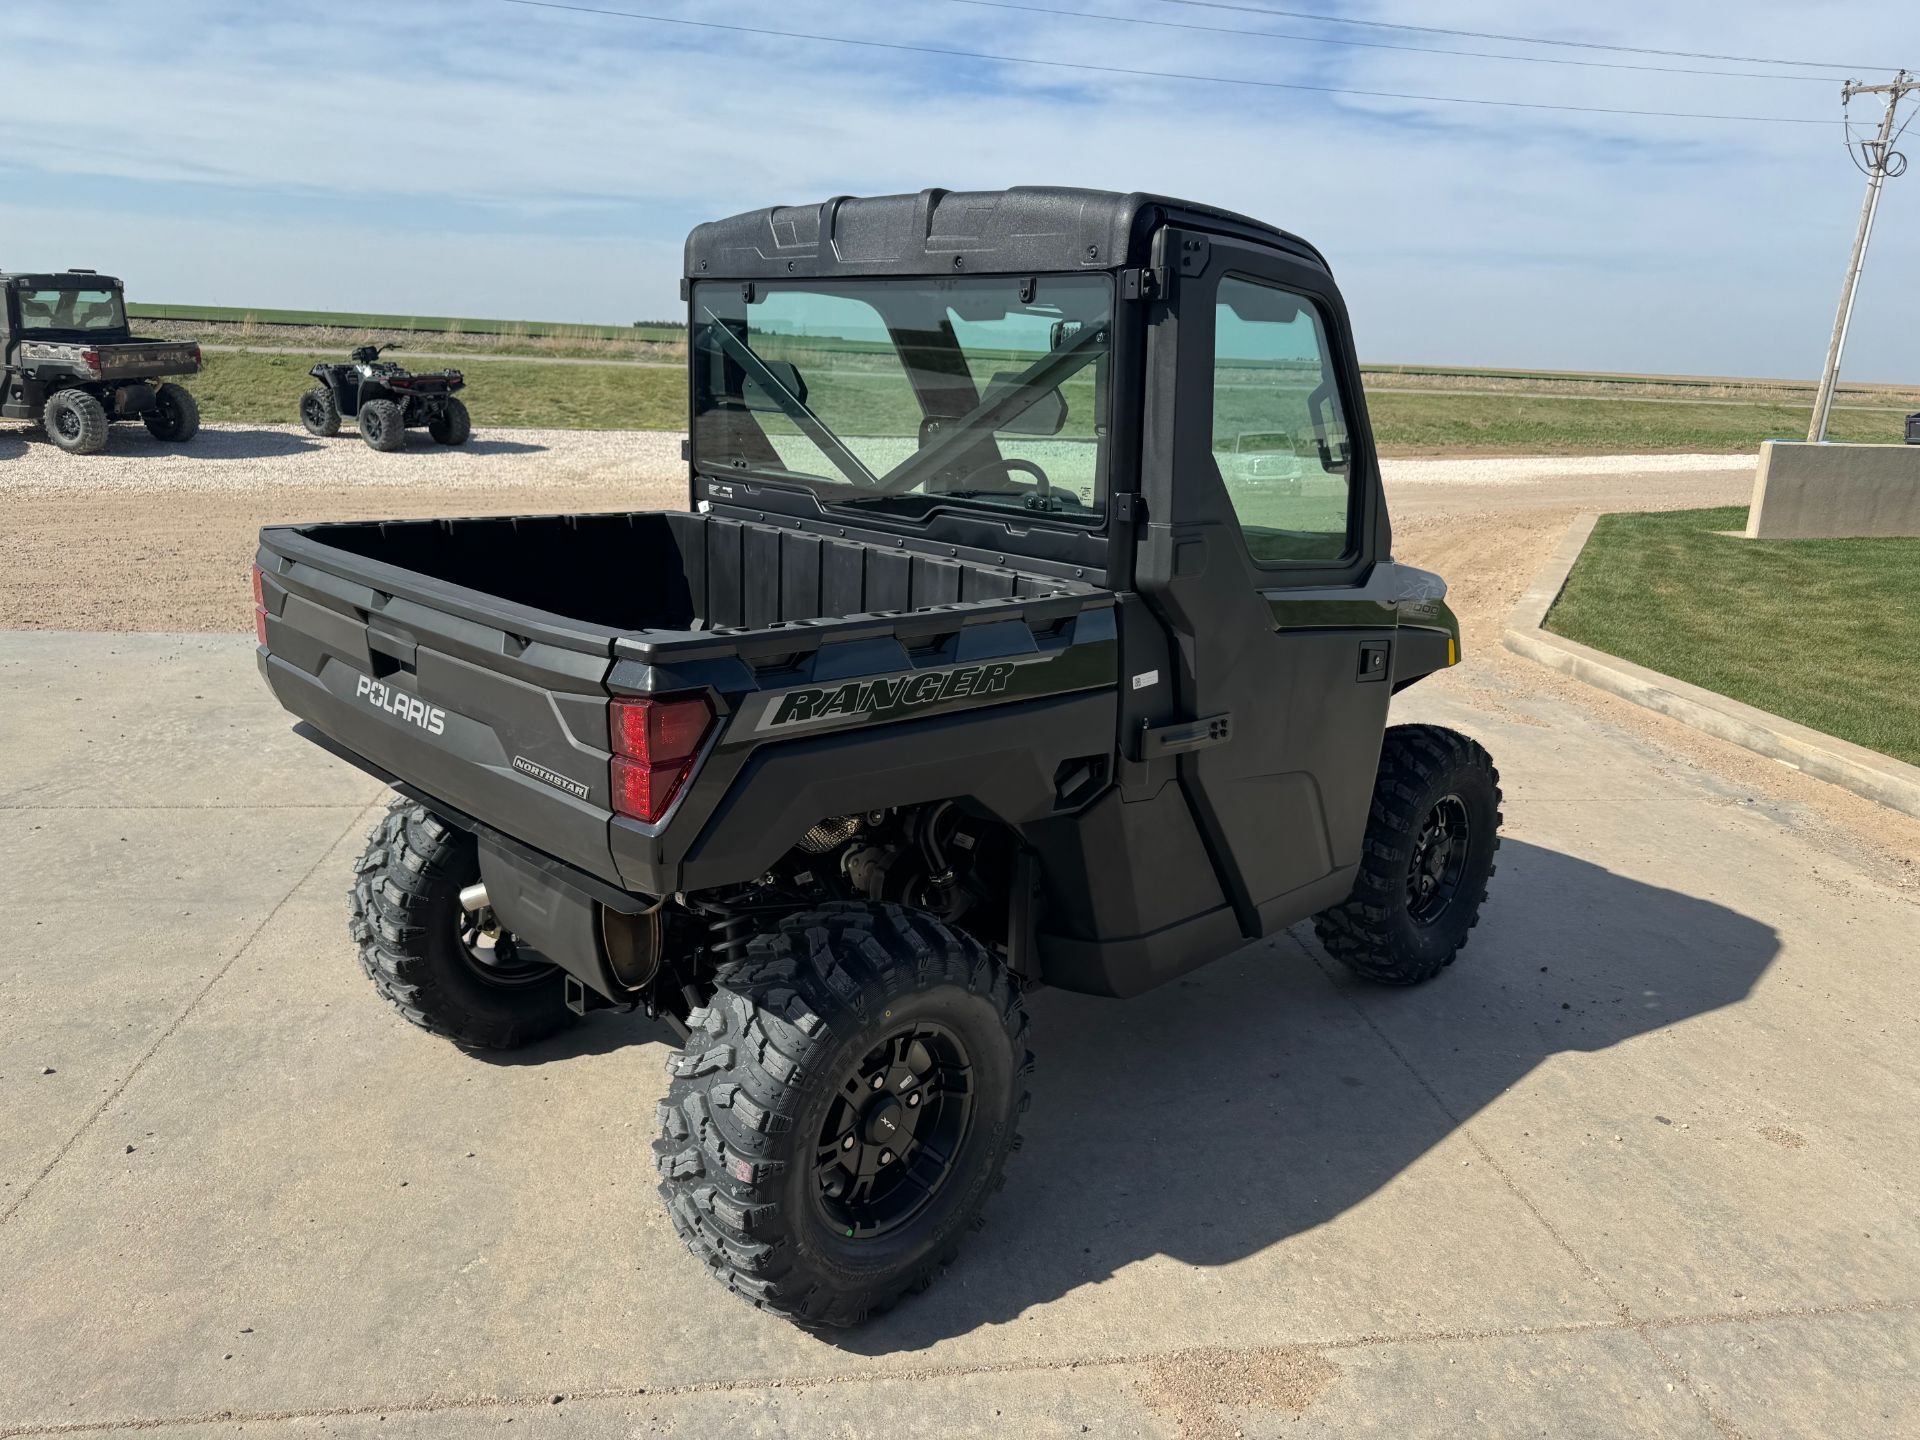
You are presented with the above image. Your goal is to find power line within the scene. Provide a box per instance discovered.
[1143,0,1892,73]
[938,0,1847,84]
[495,0,1841,125]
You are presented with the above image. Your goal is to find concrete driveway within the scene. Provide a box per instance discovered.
[1,630,1915,1439]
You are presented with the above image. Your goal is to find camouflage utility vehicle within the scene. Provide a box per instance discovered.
[253,188,1502,1327]
[1,271,201,452]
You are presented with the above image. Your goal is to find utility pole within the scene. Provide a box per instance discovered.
[1807,70,1915,442]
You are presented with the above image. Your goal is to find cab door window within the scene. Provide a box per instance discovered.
[1210,276,1355,565]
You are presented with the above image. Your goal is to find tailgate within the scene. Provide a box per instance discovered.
[255,533,624,884]
[97,341,201,379]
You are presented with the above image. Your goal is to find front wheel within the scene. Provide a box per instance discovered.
[299,386,341,437]
[655,903,1030,1327]
[358,397,405,451]
[143,382,200,442]
[347,799,577,1049]
[428,396,471,446]
[1312,724,1502,985]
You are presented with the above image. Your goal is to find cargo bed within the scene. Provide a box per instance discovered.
[255,509,1115,891]
[271,510,1093,653]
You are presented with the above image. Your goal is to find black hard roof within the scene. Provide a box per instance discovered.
[0,272,123,287]
[683,186,1326,281]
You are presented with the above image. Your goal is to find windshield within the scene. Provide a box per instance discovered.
[16,286,128,337]
[691,275,1111,524]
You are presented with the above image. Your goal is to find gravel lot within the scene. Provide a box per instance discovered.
[0,422,686,494]
[0,421,1755,495]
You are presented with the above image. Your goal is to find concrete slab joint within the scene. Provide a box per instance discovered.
[1747,440,1920,539]
[1502,512,1920,820]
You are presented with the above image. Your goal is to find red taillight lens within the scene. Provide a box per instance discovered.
[80,349,101,376]
[251,564,268,645]
[608,693,714,823]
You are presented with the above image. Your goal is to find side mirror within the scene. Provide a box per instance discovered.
[741,358,808,412]
[984,370,1067,437]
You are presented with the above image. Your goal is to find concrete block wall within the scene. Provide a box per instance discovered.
[1747,440,1920,539]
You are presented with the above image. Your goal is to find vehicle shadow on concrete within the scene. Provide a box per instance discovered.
[833,838,1781,1353]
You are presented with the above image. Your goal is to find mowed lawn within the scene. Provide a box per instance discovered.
[1546,506,1920,766]
[191,349,1912,452]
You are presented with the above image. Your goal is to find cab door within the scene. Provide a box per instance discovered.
[1134,227,1395,938]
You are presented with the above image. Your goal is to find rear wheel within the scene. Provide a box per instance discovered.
[143,382,200,442]
[299,386,341,437]
[1312,724,1502,985]
[428,396,471,446]
[43,389,109,454]
[358,397,405,451]
[655,903,1030,1327]
[347,798,577,1049]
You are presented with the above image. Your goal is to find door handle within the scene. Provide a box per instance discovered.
[1357,640,1390,683]
[1138,713,1232,760]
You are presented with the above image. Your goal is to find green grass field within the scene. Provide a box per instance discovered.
[195,351,685,430]
[1361,390,1906,452]
[1546,507,1920,766]
[131,303,683,344]
[187,347,1912,452]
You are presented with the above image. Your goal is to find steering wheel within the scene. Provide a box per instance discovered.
[960,455,1052,497]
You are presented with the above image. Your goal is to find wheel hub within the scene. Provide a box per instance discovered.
[1407,794,1471,924]
[864,1094,910,1146]
[813,1022,974,1240]
[456,904,555,987]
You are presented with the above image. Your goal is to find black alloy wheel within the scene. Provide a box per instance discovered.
[812,1022,975,1241]
[1406,794,1472,925]
[455,904,560,989]
[348,797,578,1049]
[44,389,109,453]
[654,902,1030,1327]
[1312,724,1502,986]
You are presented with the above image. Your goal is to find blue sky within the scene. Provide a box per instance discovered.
[2,0,1916,380]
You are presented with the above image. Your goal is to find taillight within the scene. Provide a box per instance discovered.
[80,349,101,376]
[190,343,201,365]
[609,693,714,823]
[251,564,268,646]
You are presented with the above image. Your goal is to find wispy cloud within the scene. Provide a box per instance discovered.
[0,0,1914,376]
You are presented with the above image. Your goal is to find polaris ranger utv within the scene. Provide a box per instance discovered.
[1,271,201,452]
[254,188,1500,1327]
